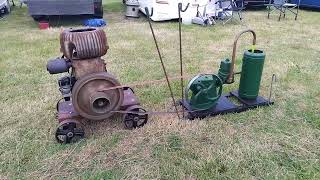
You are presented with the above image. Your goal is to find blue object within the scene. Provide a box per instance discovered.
[84,18,106,27]
[291,0,320,8]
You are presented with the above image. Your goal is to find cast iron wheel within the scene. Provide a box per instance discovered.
[72,72,124,121]
[123,105,148,129]
[55,119,85,144]
[60,28,109,59]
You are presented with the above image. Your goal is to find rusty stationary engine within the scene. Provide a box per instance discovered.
[47,28,148,144]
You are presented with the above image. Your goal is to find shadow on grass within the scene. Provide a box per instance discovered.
[46,15,91,27]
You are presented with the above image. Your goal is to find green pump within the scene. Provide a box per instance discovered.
[185,29,266,111]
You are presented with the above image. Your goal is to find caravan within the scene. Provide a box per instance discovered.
[139,0,229,23]
[139,0,209,22]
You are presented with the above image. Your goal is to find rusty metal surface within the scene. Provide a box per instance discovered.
[227,29,257,83]
[120,88,140,110]
[57,100,80,123]
[72,72,124,121]
[60,28,109,60]
[71,58,106,79]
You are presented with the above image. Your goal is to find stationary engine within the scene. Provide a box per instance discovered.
[47,28,148,143]
[181,29,273,119]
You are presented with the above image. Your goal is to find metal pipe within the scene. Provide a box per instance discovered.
[178,3,189,119]
[268,74,277,104]
[226,29,257,84]
[145,7,181,120]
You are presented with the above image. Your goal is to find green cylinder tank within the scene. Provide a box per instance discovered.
[239,49,265,99]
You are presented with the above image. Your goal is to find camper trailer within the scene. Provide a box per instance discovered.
[139,0,182,21]
[139,0,226,22]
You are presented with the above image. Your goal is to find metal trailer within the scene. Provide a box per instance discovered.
[27,0,103,21]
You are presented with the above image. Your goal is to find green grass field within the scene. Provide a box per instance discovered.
[0,0,320,179]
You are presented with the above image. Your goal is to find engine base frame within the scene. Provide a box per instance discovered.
[180,90,274,120]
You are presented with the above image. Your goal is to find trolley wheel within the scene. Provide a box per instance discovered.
[55,119,85,144]
[123,105,148,129]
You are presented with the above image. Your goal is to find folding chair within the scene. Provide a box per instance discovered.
[266,0,300,21]
[192,3,216,26]
[216,0,245,24]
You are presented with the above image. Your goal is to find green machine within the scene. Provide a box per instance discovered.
[181,29,273,119]
[239,49,265,99]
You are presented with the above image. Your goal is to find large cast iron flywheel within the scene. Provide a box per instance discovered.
[72,72,124,121]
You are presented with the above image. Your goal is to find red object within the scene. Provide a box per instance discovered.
[39,21,49,30]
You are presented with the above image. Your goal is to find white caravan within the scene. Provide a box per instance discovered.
[139,0,207,21]
[139,0,229,22]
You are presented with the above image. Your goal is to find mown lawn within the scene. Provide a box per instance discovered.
[0,0,319,179]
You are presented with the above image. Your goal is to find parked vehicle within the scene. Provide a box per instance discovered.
[27,0,103,21]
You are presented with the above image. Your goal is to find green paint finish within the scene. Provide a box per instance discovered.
[187,74,223,110]
[218,58,232,83]
[239,49,265,99]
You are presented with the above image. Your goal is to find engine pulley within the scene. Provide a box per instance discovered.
[72,72,124,121]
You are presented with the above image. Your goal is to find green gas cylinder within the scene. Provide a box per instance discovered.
[239,49,265,99]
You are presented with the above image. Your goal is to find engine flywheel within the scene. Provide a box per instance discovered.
[72,72,124,121]
[185,74,223,111]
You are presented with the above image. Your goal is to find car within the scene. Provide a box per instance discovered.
[27,0,103,21]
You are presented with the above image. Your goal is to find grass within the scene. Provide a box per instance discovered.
[0,0,320,179]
